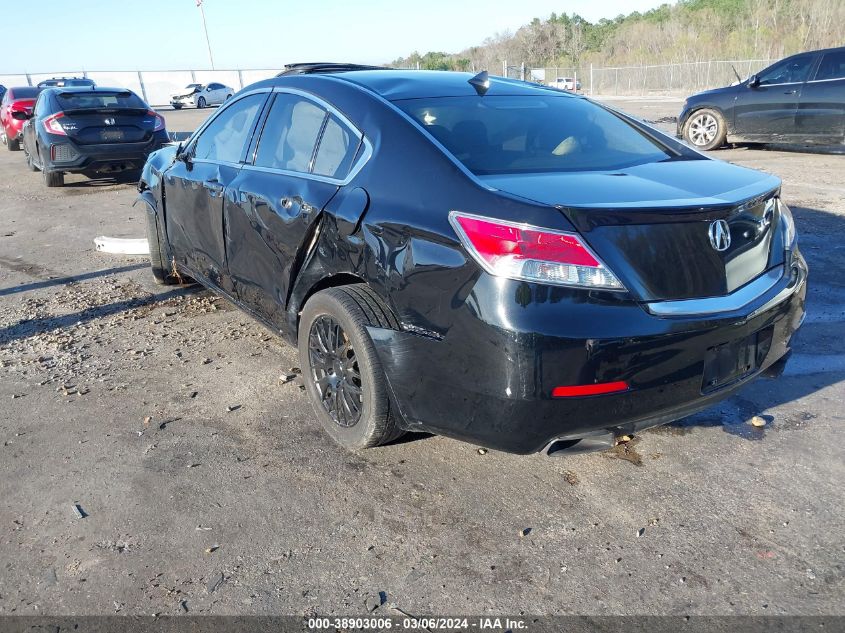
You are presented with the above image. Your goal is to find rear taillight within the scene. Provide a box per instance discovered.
[147,110,165,132]
[11,101,32,114]
[43,112,67,136]
[449,211,625,290]
[552,381,630,398]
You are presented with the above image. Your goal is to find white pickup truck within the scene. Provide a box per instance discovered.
[547,77,581,91]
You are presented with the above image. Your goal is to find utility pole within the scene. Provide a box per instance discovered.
[197,0,215,70]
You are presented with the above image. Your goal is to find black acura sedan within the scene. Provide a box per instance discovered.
[139,69,806,455]
[679,46,845,150]
[21,87,168,187]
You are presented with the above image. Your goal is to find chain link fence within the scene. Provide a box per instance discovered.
[0,59,780,104]
[524,59,777,96]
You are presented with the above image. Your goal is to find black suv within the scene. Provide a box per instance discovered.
[679,46,845,149]
[21,87,167,187]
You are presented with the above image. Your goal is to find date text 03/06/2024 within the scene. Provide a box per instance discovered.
[306,616,528,630]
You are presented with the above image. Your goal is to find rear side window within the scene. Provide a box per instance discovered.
[34,94,47,117]
[397,95,673,175]
[56,91,145,110]
[313,115,359,178]
[254,94,326,172]
[814,50,845,81]
[193,93,265,163]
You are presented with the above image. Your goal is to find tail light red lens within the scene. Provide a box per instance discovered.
[43,112,67,136]
[552,381,630,398]
[449,212,625,290]
[147,110,165,132]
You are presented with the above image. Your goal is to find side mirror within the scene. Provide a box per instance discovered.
[206,87,213,92]
[748,75,760,88]
[176,145,193,168]
[11,110,32,121]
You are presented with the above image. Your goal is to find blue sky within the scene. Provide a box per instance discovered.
[4,0,668,73]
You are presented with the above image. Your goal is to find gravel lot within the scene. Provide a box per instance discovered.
[0,99,843,617]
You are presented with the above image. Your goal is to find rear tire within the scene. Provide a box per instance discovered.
[683,108,727,151]
[43,169,63,187]
[6,136,20,151]
[197,97,206,109]
[299,284,404,450]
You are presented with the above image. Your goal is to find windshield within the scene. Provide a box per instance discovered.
[56,91,145,110]
[12,87,40,99]
[396,95,674,175]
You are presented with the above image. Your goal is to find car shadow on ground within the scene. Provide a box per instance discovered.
[61,172,141,189]
[0,263,148,297]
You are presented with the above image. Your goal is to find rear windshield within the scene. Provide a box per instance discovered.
[56,91,145,110]
[396,95,674,175]
[11,87,40,99]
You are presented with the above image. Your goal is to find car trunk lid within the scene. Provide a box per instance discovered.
[55,91,154,145]
[60,108,155,145]
[480,159,783,302]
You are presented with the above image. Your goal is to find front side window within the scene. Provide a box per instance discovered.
[397,95,674,175]
[814,51,845,81]
[193,93,265,163]
[757,55,815,85]
[254,94,326,172]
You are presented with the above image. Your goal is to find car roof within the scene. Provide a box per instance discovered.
[277,62,387,76]
[266,69,573,101]
[47,86,131,94]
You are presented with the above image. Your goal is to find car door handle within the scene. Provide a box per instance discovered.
[784,90,797,95]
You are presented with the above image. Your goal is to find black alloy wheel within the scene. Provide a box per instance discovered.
[298,284,404,450]
[308,315,363,427]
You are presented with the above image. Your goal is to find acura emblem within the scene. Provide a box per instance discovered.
[708,219,731,251]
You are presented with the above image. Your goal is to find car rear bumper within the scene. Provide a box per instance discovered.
[369,252,807,454]
[45,134,168,174]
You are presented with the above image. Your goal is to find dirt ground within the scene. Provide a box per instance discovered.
[0,99,843,618]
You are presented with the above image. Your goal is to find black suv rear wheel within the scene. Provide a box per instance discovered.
[298,285,404,450]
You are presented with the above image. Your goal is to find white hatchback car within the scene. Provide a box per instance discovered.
[170,83,235,109]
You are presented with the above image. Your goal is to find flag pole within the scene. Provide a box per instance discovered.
[197,0,215,70]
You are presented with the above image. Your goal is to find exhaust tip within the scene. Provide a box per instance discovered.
[545,433,617,457]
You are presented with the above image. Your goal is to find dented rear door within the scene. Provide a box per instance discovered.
[225,91,364,329]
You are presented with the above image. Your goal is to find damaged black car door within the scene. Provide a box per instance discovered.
[164,92,268,291]
[226,91,364,329]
